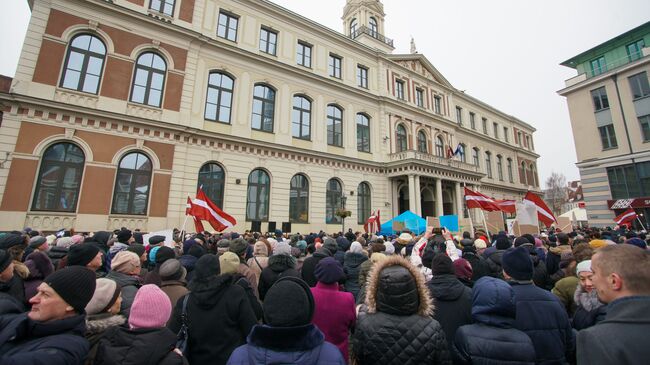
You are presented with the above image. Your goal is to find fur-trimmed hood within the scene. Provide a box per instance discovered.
[574,284,605,312]
[365,255,433,317]
[549,244,572,256]
[86,313,127,336]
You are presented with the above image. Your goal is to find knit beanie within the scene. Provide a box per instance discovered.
[432,254,455,275]
[45,266,96,313]
[314,257,345,284]
[56,236,74,248]
[263,276,314,327]
[384,242,396,255]
[128,284,172,329]
[219,252,240,274]
[0,249,11,273]
[85,278,121,315]
[0,234,25,250]
[71,235,84,245]
[453,258,473,281]
[514,236,532,247]
[133,232,144,245]
[182,239,196,254]
[496,236,511,250]
[149,246,161,263]
[193,254,220,282]
[111,251,140,274]
[350,241,363,254]
[67,243,100,267]
[116,229,132,243]
[159,259,186,281]
[229,238,248,257]
[576,260,592,274]
[322,238,338,255]
[502,246,534,280]
[273,242,292,256]
[188,245,205,259]
[127,244,146,258]
[29,236,47,249]
[474,239,487,250]
[154,246,175,266]
[626,238,648,249]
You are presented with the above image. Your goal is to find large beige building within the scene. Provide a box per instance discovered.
[0,0,539,233]
[559,21,650,228]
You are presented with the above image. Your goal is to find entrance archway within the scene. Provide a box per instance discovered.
[442,190,454,216]
[398,185,409,214]
[421,187,434,218]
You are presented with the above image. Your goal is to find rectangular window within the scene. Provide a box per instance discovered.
[469,112,476,129]
[591,87,610,111]
[629,72,650,99]
[607,165,641,199]
[639,115,650,142]
[493,122,499,139]
[259,27,277,55]
[434,95,441,114]
[590,56,606,76]
[456,106,463,125]
[395,80,405,100]
[504,127,509,142]
[328,54,342,79]
[627,39,645,62]
[149,0,175,16]
[217,11,238,42]
[482,118,488,134]
[416,88,424,107]
[357,65,368,88]
[637,161,650,196]
[297,42,312,68]
[599,124,618,149]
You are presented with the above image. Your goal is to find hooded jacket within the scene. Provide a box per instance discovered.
[46,246,68,270]
[343,251,368,300]
[461,248,491,281]
[258,254,300,301]
[571,284,606,331]
[178,254,198,282]
[546,245,572,276]
[352,255,451,365]
[168,274,257,365]
[95,326,183,365]
[300,248,331,287]
[427,274,473,348]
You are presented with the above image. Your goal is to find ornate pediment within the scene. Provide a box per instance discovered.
[387,54,453,88]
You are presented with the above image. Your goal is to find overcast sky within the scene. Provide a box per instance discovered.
[2,0,649,186]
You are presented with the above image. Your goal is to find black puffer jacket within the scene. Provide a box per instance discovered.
[427,274,473,349]
[343,252,368,300]
[46,246,68,270]
[352,255,451,365]
[95,326,183,365]
[300,248,331,287]
[461,249,491,281]
[258,254,300,301]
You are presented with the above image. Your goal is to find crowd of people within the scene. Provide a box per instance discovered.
[0,224,648,364]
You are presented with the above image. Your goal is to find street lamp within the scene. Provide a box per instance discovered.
[341,195,347,233]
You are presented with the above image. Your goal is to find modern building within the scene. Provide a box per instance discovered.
[559,21,650,228]
[0,0,539,233]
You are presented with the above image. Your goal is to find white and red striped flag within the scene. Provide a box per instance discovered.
[495,199,517,214]
[614,208,637,226]
[464,187,502,211]
[190,187,236,232]
[364,210,381,233]
[523,191,557,227]
[186,197,205,233]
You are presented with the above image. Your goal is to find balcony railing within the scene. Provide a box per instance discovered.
[351,25,394,47]
[388,150,481,173]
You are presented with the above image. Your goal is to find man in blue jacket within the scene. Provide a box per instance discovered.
[0,266,96,365]
[503,245,575,365]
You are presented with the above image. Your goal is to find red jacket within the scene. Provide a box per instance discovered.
[311,282,356,362]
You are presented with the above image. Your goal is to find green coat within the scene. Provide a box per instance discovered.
[552,276,578,316]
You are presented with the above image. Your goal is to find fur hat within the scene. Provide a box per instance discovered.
[502,246,533,280]
[85,278,121,315]
[229,238,248,256]
[128,284,171,329]
[263,276,314,327]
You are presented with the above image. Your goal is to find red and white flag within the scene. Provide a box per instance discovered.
[186,197,205,233]
[614,208,637,226]
[190,187,236,232]
[523,191,557,227]
[364,210,381,233]
[464,187,501,211]
[495,199,517,214]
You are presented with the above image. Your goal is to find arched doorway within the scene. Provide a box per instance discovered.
[398,185,409,214]
[442,190,454,216]
[421,187,434,218]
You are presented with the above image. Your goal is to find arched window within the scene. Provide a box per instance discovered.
[198,163,225,209]
[497,155,504,181]
[246,169,270,221]
[459,143,467,163]
[485,151,492,178]
[289,174,309,223]
[369,17,378,37]
[357,113,370,152]
[251,83,275,132]
[396,124,407,152]
[292,95,311,140]
[350,18,358,36]
[327,105,343,147]
[507,158,514,183]
[32,142,85,212]
[326,178,342,224]
[60,34,106,94]
[521,161,528,185]
[149,0,175,16]
[417,131,428,153]
[472,147,480,167]
[111,152,152,215]
[435,136,445,157]
[357,182,371,224]
[130,52,166,107]
[205,72,234,123]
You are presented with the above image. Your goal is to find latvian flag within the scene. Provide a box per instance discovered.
[190,187,237,232]
[464,187,502,211]
[614,208,637,226]
[523,191,557,228]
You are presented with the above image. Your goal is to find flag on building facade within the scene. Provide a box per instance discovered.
[464,187,502,211]
[614,208,637,226]
[523,191,557,227]
[186,196,205,233]
[190,188,236,232]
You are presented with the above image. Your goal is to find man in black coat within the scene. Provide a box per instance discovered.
[301,246,332,287]
[577,244,650,365]
[0,249,25,314]
[460,240,491,281]
[0,266,96,364]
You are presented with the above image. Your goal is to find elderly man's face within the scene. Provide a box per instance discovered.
[28,283,73,322]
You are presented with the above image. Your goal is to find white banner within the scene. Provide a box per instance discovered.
[142,229,175,248]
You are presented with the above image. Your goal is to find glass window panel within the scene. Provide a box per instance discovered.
[86,56,103,76]
[163,2,173,15]
[62,70,81,90]
[219,107,231,123]
[151,72,164,89]
[148,89,162,107]
[81,75,99,93]
[67,52,84,71]
[89,37,105,54]
[138,53,153,66]
[152,55,166,70]
[72,35,91,50]
[205,103,217,120]
[134,69,149,87]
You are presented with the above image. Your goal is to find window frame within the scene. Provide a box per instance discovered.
[357,113,371,153]
[289,174,309,223]
[456,106,463,125]
[395,79,405,100]
[639,115,650,142]
[369,17,378,38]
[31,142,85,212]
[357,182,371,224]
[246,169,270,222]
[590,56,606,76]
[493,122,499,139]
[434,95,441,114]
[472,148,480,167]
[482,117,488,134]
[469,112,476,129]
[326,179,343,224]
[485,152,492,178]
[599,124,618,150]
[197,163,225,209]
[626,39,645,62]
[591,86,610,111]
[507,158,514,183]
[628,72,650,100]
[327,104,344,147]
[396,124,408,152]
[297,41,312,68]
[129,52,166,108]
[292,95,312,140]
[149,0,175,16]
[416,88,424,107]
[259,27,278,56]
[497,155,504,181]
[111,152,153,216]
[350,18,358,37]
[59,34,107,94]
[217,11,239,42]
[251,83,275,132]
[504,127,509,142]
[435,136,445,157]
[204,71,234,124]
[328,54,342,79]
[357,65,368,88]
[417,130,428,153]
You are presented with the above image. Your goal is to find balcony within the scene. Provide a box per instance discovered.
[388,150,482,174]
[351,25,394,48]
[564,47,649,87]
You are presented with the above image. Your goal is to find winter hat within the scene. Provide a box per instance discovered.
[67,243,100,267]
[323,238,338,254]
[56,236,74,248]
[28,236,47,249]
[45,235,56,246]
[71,235,84,245]
[432,254,455,275]
[159,259,186,281]
[384,242,395,255]
[396,233,414,245]
[127,244,146,258]
[522,234,536,246]
[263,276,314,327]
[314,257,345,284]
[253,241,268,256]
[182,239,197,254]
[111,251,140,274]
[193,254,220,281]
[370,252,387,264]
[273,242,292,256]
[154,246,175,266]
[128,284,172,329]
[148,235,165,246]
[626,238,647,249]
[371,242,386,253]
[149,246,161,263]
[229,238,248,257]
[0,249,11,273]
[85,278,121,315]
[24,251,54,278]
[589,239,607,249]
[502,246,534,281]
[453,258,473,281]
[0,234,25,250]
[116,229,132,243]
[495,236,511,250]
[132,232,144,245]
[514,236,533,247]
[350,241,363,254]
[219,252,240,274]
[576,259,592,274]
[188,245,205,259]
[297,240,307,253]
[45,266,96,313]
[474,239,487,250]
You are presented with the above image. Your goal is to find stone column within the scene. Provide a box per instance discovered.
[455,181,463,217]
[435,178,443,216]
[408,174,416,213]
[414,175,422,217]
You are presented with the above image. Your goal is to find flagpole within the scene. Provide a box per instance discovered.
[636,216,647,231]
[480,209,491,241]
[462,183,474,235]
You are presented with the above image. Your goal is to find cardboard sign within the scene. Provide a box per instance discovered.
[143,229,175,248]
[392,220,405,232]
[439,215,460,233]
[459,218,473,235]
[486,211,505,233]
[506,219,516,235]
[427,216,440,228]
[557,217,572,232]
[512,221,539,236]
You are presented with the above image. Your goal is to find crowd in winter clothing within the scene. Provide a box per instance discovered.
[0,224,649,365]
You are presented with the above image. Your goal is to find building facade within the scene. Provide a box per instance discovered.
[559,21,650,228]
[0,0,539,233]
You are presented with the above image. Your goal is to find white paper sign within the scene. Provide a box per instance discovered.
[142,229,175,248]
